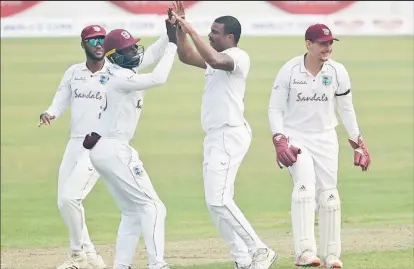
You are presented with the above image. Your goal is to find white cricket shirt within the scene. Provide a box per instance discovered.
[268,54,360,139]
[201,47,250,133]
[46,60,112,138]
[94,43,177,142]
[45,35,170,139]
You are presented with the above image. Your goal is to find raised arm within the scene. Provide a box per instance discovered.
[172,1,206,69]
[173,11,237,71]
[137,34,169,71]
[176,27,207,69]
[116,42,177,92]
[186,26,235,71]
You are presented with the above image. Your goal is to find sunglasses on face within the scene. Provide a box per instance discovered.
[86,38,104,47]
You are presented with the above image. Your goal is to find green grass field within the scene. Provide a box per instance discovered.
[1,36,413,269]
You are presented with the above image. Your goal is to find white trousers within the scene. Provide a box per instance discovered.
[203,124,267,267]
[285,127,342,260]
[89,138,167,269]
[57,138,100,253]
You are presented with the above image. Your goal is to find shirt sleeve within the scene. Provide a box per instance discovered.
[335,64,361,140]
[222,49,250,78]
[268,64,290,135]
[114,43,177,92]
[335,63,351,96]
[45,66,73,118]
[136,34,169,71]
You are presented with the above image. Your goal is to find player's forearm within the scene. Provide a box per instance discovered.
[121,43,177,91]
[137,34,169,71]
[268,92,287,135]
[268,108,285,135]
[176,30,194,63]
[45,106,63,119]
[45,90,71,118]
[336,94,361,141]
[268,83,289,134]
[187,29,221,66]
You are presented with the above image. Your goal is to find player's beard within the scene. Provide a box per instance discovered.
[85,48,104,61]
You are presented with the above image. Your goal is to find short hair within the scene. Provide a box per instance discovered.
[214,16,241,44]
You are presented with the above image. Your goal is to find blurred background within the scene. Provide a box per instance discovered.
[1,1,413,269]
[1,1,414,37]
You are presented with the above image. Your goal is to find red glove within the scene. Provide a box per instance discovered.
[348,136,371,171]
[272,133,301,169]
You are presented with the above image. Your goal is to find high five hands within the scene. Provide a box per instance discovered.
[169,1,195,34]
[165,7,177,44]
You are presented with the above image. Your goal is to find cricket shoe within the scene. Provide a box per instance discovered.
[235,262,252,269]
[57,250,88,269]
[86,251,107,269]
[295,251,321,267]
[251,248,278,269]
[322,255,343,269]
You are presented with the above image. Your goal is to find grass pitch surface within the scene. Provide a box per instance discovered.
[1,36,413,268]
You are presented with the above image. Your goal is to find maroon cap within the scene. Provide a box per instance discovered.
[305,24,339,42]
[81,25,106,40]
[103,29,141,55]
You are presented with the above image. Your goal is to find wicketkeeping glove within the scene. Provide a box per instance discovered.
[348,135,371,171]
[272,133,301,168]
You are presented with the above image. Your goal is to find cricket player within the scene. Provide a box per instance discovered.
[39,24,171,269]
[268,24,372,269]
[81,19,178,269]
[171,2,277,269]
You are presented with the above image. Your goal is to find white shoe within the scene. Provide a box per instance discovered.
[322,255,343,268]
[251,248,278,269]
[235,262,252,269]
[295,251,321,267]
[86,251,107,269]
[57,250,88,269]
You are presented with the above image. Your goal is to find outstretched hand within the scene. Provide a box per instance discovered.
[165,8,178,44]
[38,112,55,127]
[173,1,186,19]
[170,10,194,35]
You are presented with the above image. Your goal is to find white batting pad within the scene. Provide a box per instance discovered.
[291,182,317,258]
[318,189,341,259]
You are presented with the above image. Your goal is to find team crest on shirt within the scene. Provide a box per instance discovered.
[99,74,109,85]
[132,165,144,177]
[321,75,332,86]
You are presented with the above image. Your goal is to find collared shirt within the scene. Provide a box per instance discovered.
[94,43,177,142]
[45,35,170,138]
[268,54,353,134]
[46,60,112,138]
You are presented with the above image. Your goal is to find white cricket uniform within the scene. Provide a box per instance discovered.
[45,35,170,254]
[88,42,177,269]
[202,47,268,267]
[268,54,361,260]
